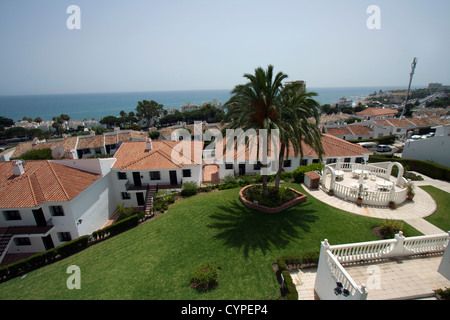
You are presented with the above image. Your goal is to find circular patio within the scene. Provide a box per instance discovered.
[320,161,411,207]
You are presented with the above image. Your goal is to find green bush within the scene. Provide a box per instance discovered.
[378,220,404,239]
[102,214,140,237]
[181,181,199,196]
[190,262,219,291]
[281,271,298,300]
[220,174,237,184]
[292,163,324,183]
[56,235,90,258]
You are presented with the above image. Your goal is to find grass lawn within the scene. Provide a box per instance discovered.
[421,185,450,232]
[0,183,422,300]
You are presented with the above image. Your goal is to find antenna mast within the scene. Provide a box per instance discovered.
[401,57,418,118]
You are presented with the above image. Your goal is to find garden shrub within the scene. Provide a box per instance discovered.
[281,271,298,300]
[190,262,219,291]
[181,181,199,196]
[378,220,404,239]
[56,235,90,258]
[292,163,323,183]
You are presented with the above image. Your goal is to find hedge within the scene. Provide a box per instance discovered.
[292,163,324,183]
[281,271,298,300]
[369,155,450,181]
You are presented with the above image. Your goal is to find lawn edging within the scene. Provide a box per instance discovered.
[239,185,307,213]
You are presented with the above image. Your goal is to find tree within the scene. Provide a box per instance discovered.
[136,100,163,129]
[222,65,287,197]
[274,84,324,191]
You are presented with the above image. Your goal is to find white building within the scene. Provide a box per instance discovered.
[402,125,450,167]
[111,139,203,208]
[0,158,116,263]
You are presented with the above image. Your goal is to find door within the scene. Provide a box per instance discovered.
[239,164,246,176]
[32,208,47,226]
[136,192,145,206]
[132,172,142,187]
[169,170,177,185]
[42,235,55,250]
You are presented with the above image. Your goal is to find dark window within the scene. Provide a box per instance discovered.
[300,159,308,166]
[57,232,72,242]
[225,163,233,170]
[117,172,127,180]
[326,158,337,164]
[2,210,21,221]
[150,171,161,180]
[14,237,31,246]
[182,169,191,177]
[344,158,351,163]
[283,160,291,168]
[355,157,363,163]
[121,192,131,200]
[253,162,262,170]
[50,206,65,216]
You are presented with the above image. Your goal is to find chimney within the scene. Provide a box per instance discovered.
[146,138,153,150]
[64,149,78,159]
[12,160,25,176]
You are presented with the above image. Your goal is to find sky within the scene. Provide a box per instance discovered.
[0,0,449,95]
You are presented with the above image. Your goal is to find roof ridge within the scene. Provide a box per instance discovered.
[47,162,70,201]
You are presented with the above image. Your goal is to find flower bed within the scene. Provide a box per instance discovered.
[239,185,307,213]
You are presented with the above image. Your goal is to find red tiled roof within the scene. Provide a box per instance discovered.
[356,107,397,116]
[216,134,372,161]
[348,125,372,136]
[326,127,353,136]
[0,161,101,208]
[112,140,203,170]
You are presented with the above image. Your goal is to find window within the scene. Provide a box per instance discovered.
[283,160,291,168]
[57,232,72,242]
[182,169,191,177]
[300,159,308,166]
[344,158,351,163]
[355,157,363,163]
[150,171,161,180]
[326,158,337,164]
[14,237,31,246]
[50,206,65,216]
[253,162,262,170]
[121,192,131,200]
[225,163,233,170]
[117,172,127,180]
[2,210,21,221]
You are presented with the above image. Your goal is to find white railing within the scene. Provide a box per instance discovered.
[330,232,449,264]
[315,232,449,300]
[326,250,363,297]
[330,239,395,263]
[404,234,450,254]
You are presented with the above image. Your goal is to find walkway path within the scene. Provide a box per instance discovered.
[302,171,450,235]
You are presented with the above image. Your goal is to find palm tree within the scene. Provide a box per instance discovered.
[274,84,324,191]
[222,65,287,197]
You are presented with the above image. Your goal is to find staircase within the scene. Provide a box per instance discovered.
[0,229,13,264]
[144,185,157,218]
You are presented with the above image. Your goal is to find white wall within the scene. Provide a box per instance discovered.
[402,135,450,167]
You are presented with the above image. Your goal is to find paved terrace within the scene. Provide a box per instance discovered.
[291,172,450,300]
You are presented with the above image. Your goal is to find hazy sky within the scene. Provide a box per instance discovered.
[0,0,449,95]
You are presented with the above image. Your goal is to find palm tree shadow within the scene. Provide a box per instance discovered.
[207,200,318,259]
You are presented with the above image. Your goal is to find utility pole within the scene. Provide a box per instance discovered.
[400,57,418,118]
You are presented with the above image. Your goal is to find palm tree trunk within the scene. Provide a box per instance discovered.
[262,174,269,197]
[274,143,286,192]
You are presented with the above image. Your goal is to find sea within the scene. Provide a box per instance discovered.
[0,86,415,122]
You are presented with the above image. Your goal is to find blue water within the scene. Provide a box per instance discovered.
[0,86,413,122]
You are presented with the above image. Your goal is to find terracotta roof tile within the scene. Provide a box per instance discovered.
[0,161,101,208]
[113,140,203,170]
[356,107,397,117]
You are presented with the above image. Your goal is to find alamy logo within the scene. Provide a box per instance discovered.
[66,265,81,289]
[66,5,81,30]
[366,5,381,30]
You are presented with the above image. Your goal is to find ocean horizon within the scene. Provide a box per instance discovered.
[0,86,419,122]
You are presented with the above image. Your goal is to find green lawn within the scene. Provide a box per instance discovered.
[0,183,422,300]
[422,185,450,232]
